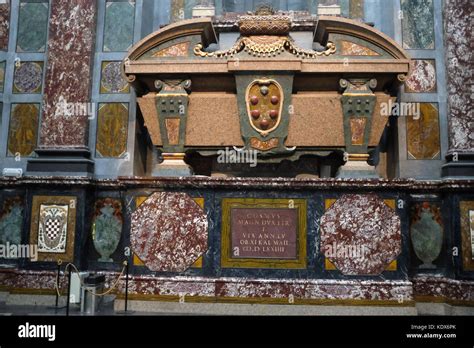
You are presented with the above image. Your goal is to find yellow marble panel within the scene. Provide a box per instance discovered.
[407,103,441,160]
[7,103,39,157]
[96,103,129,158]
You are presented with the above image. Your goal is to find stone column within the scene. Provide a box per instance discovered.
[27,0,97,176]
[441,0,474,178]
[0,1,10,51]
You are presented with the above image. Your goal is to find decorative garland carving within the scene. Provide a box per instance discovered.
[194,37,336,59]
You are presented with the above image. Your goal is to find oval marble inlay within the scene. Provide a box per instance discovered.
[101,61,128,93]
[13,62,43,93]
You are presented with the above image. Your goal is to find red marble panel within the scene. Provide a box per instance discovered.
[39,0,97,148]
[444,0,474,152]
[130,192,208,272]
[0,1,9,51]
[320,194,401,275]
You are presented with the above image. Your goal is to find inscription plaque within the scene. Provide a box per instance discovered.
[231,208,297,259]
[221,198,307,269]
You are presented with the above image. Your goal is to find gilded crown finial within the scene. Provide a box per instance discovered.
[254,4,275,16]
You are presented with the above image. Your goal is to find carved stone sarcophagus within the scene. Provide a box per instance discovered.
[123,8,409,177]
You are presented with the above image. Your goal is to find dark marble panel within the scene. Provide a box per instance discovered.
[401,0,435,49]
[39,0,96,148]
[16,1,49,52]
[103,0,135,52]
[444,0,474,153]
[0,1,9,51]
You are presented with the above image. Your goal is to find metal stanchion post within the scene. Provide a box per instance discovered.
[66,265,72,316]
[55,260,62,308]
[116,260,134,315]
[124,260,129,312]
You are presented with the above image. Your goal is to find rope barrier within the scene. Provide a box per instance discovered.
[55,261,127,298]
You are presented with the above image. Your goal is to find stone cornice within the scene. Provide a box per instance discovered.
[0,176,473,192]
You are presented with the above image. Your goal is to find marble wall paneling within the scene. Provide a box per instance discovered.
[443,0,474,152]
[460,201,474,271]
[220,198,307,269]
[130,192,208,272]
[103,0,135,52]
[7,103,40,157]
[29,196,77,263]
[131,195,205,269]
[401,0,435,49]
[171,0,185,23]
[0,1,10,51]
[340,40,379,56]
[39,0,97,147]
[320,194,401,275]
[16,0,49,52]
[0,60,5,92]
[406,103,441,160]
[100,61,130,94]
[13,61,44,94]
[0,196,24,247]
[349,0,364,19]
[405,59,437,93]
[96,103,129,158]
[91,198,123,263]
[410,201,443,269]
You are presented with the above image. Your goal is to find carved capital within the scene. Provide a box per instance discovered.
[155,79,192,94]
[340,78,377,95]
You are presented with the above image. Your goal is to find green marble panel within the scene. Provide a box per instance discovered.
[0,197,24,246]
[349,0,364,19]
[16,1,49,52]
[103,1,135,52]
[401,0,435,49]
